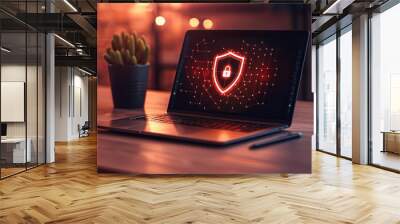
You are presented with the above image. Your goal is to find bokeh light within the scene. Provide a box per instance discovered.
[189,18,200,28]
[203,19,213,29]
[155,16,166,26]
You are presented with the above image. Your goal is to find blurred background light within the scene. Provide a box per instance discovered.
[189,18,200,28]
[203,19,213,29]
[155,16,166,26]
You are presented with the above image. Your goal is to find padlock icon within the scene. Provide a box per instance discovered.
[222,65,232,78]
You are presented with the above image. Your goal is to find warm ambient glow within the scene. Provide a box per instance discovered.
[155,16,166,26]
[189,18,200,28]
[169,3,182,8]
[212,51,246,95]
[203,19,214,29]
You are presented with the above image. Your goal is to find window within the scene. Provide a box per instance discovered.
[0,1,46,179]
[370,2,400,171]
[339,28,352,158]
[316,24,353,159]
[317,35,337,154]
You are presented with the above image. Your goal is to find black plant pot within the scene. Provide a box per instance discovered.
[108,64,149,109]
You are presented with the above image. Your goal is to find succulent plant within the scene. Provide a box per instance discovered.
[104,32,150,65]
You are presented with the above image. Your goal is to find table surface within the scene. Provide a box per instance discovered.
[382,131,400,134]
[1,138,28,143]
[97,86,312,174]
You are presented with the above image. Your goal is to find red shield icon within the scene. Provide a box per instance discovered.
[212,51,245,95]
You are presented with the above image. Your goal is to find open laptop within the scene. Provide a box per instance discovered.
[1,123,7,140]
[99,30,309,145]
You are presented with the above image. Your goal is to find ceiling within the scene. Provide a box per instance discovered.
[0,0,96,73]
[0,0,391,74]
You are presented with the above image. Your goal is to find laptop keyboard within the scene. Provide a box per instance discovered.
[144,114,272,132]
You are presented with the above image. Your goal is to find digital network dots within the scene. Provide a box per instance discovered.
[175,37,279,113]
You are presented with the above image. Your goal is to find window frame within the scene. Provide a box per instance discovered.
[367,0,400,173]
[315,22,353,160]
[0,0,47,180]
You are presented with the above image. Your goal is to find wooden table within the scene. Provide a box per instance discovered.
[1,138,32,164]
[97,86,312,174]
[382,131,400,154]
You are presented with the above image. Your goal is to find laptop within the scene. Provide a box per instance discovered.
[1,123,7,140]
[99,30,310,145]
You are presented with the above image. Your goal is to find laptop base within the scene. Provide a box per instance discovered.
[99,115,285,146]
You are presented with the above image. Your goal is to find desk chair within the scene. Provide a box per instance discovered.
[78,121,90,138]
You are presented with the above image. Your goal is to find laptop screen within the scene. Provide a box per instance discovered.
[1,123,7,137]
[168,30,309,126]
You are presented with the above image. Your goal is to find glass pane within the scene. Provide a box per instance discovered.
[1,31,28,177]
[0,1,46,178]
[27,0,39,168]
[27,31,38,169]
[339,29,352,158]
[38,33,45,165]
[317,37,337,154]
[371,4,400,171]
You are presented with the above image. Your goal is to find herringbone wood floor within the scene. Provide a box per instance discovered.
[1,135,400,224]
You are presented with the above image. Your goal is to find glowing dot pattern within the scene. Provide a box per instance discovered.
[175,37,279,113]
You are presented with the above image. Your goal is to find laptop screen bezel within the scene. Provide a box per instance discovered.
[167,30,310,127]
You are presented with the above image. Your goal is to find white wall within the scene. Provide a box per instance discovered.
[55,66,70,141]
[1,65,40,138]
[1,65,26,132]
[72,73,89,138]
[1,82,25,122]
[1,63,46,164]
[1,65,26,139]
[55,67,89,141]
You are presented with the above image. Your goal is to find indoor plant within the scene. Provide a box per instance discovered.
[105,32,150,109]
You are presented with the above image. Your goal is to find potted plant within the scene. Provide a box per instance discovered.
[104,32,150,109]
